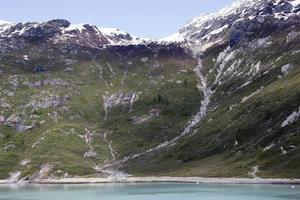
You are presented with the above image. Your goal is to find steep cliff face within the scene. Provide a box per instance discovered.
[0,0,300,181]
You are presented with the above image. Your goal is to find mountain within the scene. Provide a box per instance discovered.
[0,19,148,48]
[0,0,300,182]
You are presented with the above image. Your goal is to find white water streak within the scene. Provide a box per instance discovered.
[121,66,128,86]
[106,59,213,167]
[96,64,108,87]
[129,92,136,112]
[104,130,117,160]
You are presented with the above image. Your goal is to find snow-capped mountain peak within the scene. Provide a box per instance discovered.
[0,19,149,47]
[0,20,14,34]
[162,0,300,49]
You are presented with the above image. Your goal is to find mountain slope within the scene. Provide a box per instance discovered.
[123,0,300,178]
[0,0,300,181]
[0,19,147,48]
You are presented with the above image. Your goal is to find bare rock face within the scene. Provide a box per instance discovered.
[103,92,137,108]
[0,115,5,123]
[4,113,35,132]
[26,163,54,181]
[43,79,70,87]
[0,98,11,109]
[7,171,21,183]
[24,79,70,88]
[46,19,71,28]
[3,19,70,41]
[26,91,70,110]
[103,92,138,119]
[16,124,34,132]
[83,150,97,158]
[131,109,161,125]
[5,114,22,125]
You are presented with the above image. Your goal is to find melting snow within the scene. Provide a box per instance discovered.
[20,159,31,166]
[281,107,300,127]
[100,27,127,37]
[240,80,252,88]
[234,139,239,146]
[263,143,275,152]
[254,61,261,73]
[241,88,263,103]
[207,24,228,36]
[280,146,287,154]
[23,55,29,61]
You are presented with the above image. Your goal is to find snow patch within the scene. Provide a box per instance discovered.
[253,61,261,73]
[241,88,263,104]
[280,146,287,154]
[281,107,300,127]
[209,24,229,35]
[64,24,86,32]
[291,0,300,8]
[161,32,185,43]
[23,55,29,61]
[263,143,275,152]
[62,23,147,46]
[20,159,31,166]
[240,80,252,88]
[202,24,229,40]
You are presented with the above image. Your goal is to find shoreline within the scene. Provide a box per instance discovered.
[1,177,300,185]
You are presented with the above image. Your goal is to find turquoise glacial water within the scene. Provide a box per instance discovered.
[0,183,299,200]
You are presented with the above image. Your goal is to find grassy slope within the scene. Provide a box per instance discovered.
[122,31,300,178]
[0,29,299,179]
[0,44,200,179]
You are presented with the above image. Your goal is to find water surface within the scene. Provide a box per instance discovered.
[0,183,299,200]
